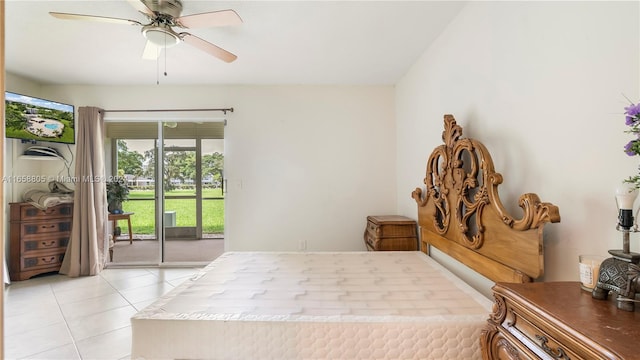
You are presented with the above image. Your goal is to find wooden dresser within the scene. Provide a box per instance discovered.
[364,215,418,251]
[481,281,639,360]
[9,202,73,281]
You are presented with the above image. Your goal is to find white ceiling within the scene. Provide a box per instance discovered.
[5,1,465,86]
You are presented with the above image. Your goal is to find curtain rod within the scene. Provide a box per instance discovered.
[100,107,234,115]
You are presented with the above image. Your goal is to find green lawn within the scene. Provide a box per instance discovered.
[120,188,224,235]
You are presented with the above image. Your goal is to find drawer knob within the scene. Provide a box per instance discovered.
[41,240,56,247]
[535,335,570,360]
[41,256,57,264]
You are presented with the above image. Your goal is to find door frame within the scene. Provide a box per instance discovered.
[108,120,225,266]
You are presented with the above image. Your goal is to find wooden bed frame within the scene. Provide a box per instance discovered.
[412,115,560,283]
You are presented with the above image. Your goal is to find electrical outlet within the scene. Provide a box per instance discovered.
[298,240,307,251]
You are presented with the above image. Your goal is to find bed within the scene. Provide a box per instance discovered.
[131,115,560,359]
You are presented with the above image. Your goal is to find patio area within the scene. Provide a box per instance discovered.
[109,236,225,264]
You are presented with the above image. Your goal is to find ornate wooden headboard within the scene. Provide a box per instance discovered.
[412,115,560,283]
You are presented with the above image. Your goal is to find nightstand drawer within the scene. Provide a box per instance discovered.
[365,233,418,251]
[366,216,417,238]
[364,215,418,251]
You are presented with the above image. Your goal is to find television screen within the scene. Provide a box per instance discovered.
[5,91,75,144]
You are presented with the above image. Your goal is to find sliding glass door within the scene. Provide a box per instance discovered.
[161,137,201,261]
[107,120,225,265]
[111,138,160,264]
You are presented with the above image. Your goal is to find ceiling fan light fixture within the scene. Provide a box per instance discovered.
[50,0,240,62]
[142,24,181,47]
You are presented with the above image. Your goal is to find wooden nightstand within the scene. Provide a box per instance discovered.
[481,281,640,360]
[364,215,418,251]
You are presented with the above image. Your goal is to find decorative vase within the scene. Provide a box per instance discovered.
[108,201,122,214]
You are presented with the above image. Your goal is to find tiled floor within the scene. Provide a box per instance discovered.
[4,267,202,359]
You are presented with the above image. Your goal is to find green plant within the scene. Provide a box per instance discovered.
[106,177,130,213]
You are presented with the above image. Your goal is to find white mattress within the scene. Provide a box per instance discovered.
[131,251,492,359]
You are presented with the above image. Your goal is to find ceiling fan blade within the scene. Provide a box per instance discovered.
[142,40,162,60]
[176,9,242,29]
[49,12,142,26]
[181,33,237,63]
[126,0,155,17]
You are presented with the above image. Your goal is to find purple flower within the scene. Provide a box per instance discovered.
[626,140,640,156]
[625,141,634,155]
[625,103,640,125]
[626,116,635,125]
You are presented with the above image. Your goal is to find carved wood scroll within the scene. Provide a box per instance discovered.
[412,115,560,282]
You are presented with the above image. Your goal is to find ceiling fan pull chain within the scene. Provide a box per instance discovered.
[164,33,168,77]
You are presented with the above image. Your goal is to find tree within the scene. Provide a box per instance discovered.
[143,149,155,179]
[117,140,144,179]
[5,104,27,131]
[202,152,224,183]
[164,151,193,190]
[180,152,197,181]
[128,144,224,190]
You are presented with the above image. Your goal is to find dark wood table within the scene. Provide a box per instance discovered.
[482,281,640,359]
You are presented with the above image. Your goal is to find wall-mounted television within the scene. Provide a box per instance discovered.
[5,91,75,144]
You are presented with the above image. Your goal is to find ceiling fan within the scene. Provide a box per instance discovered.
[50,0,242,63]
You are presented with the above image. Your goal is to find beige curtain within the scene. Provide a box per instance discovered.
[59,107,107,277]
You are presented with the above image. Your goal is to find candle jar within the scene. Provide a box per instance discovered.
[579,255,606,291]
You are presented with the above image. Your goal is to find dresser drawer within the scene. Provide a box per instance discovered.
[20,221,72,238]
[506,307,579,360]
[19,203,73,220]
[21,248,66,271]
[22,233,70,252]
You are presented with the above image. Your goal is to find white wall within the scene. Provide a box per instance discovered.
[7,84,397,252]
[396,1,639,296]
[220,86,397,251]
